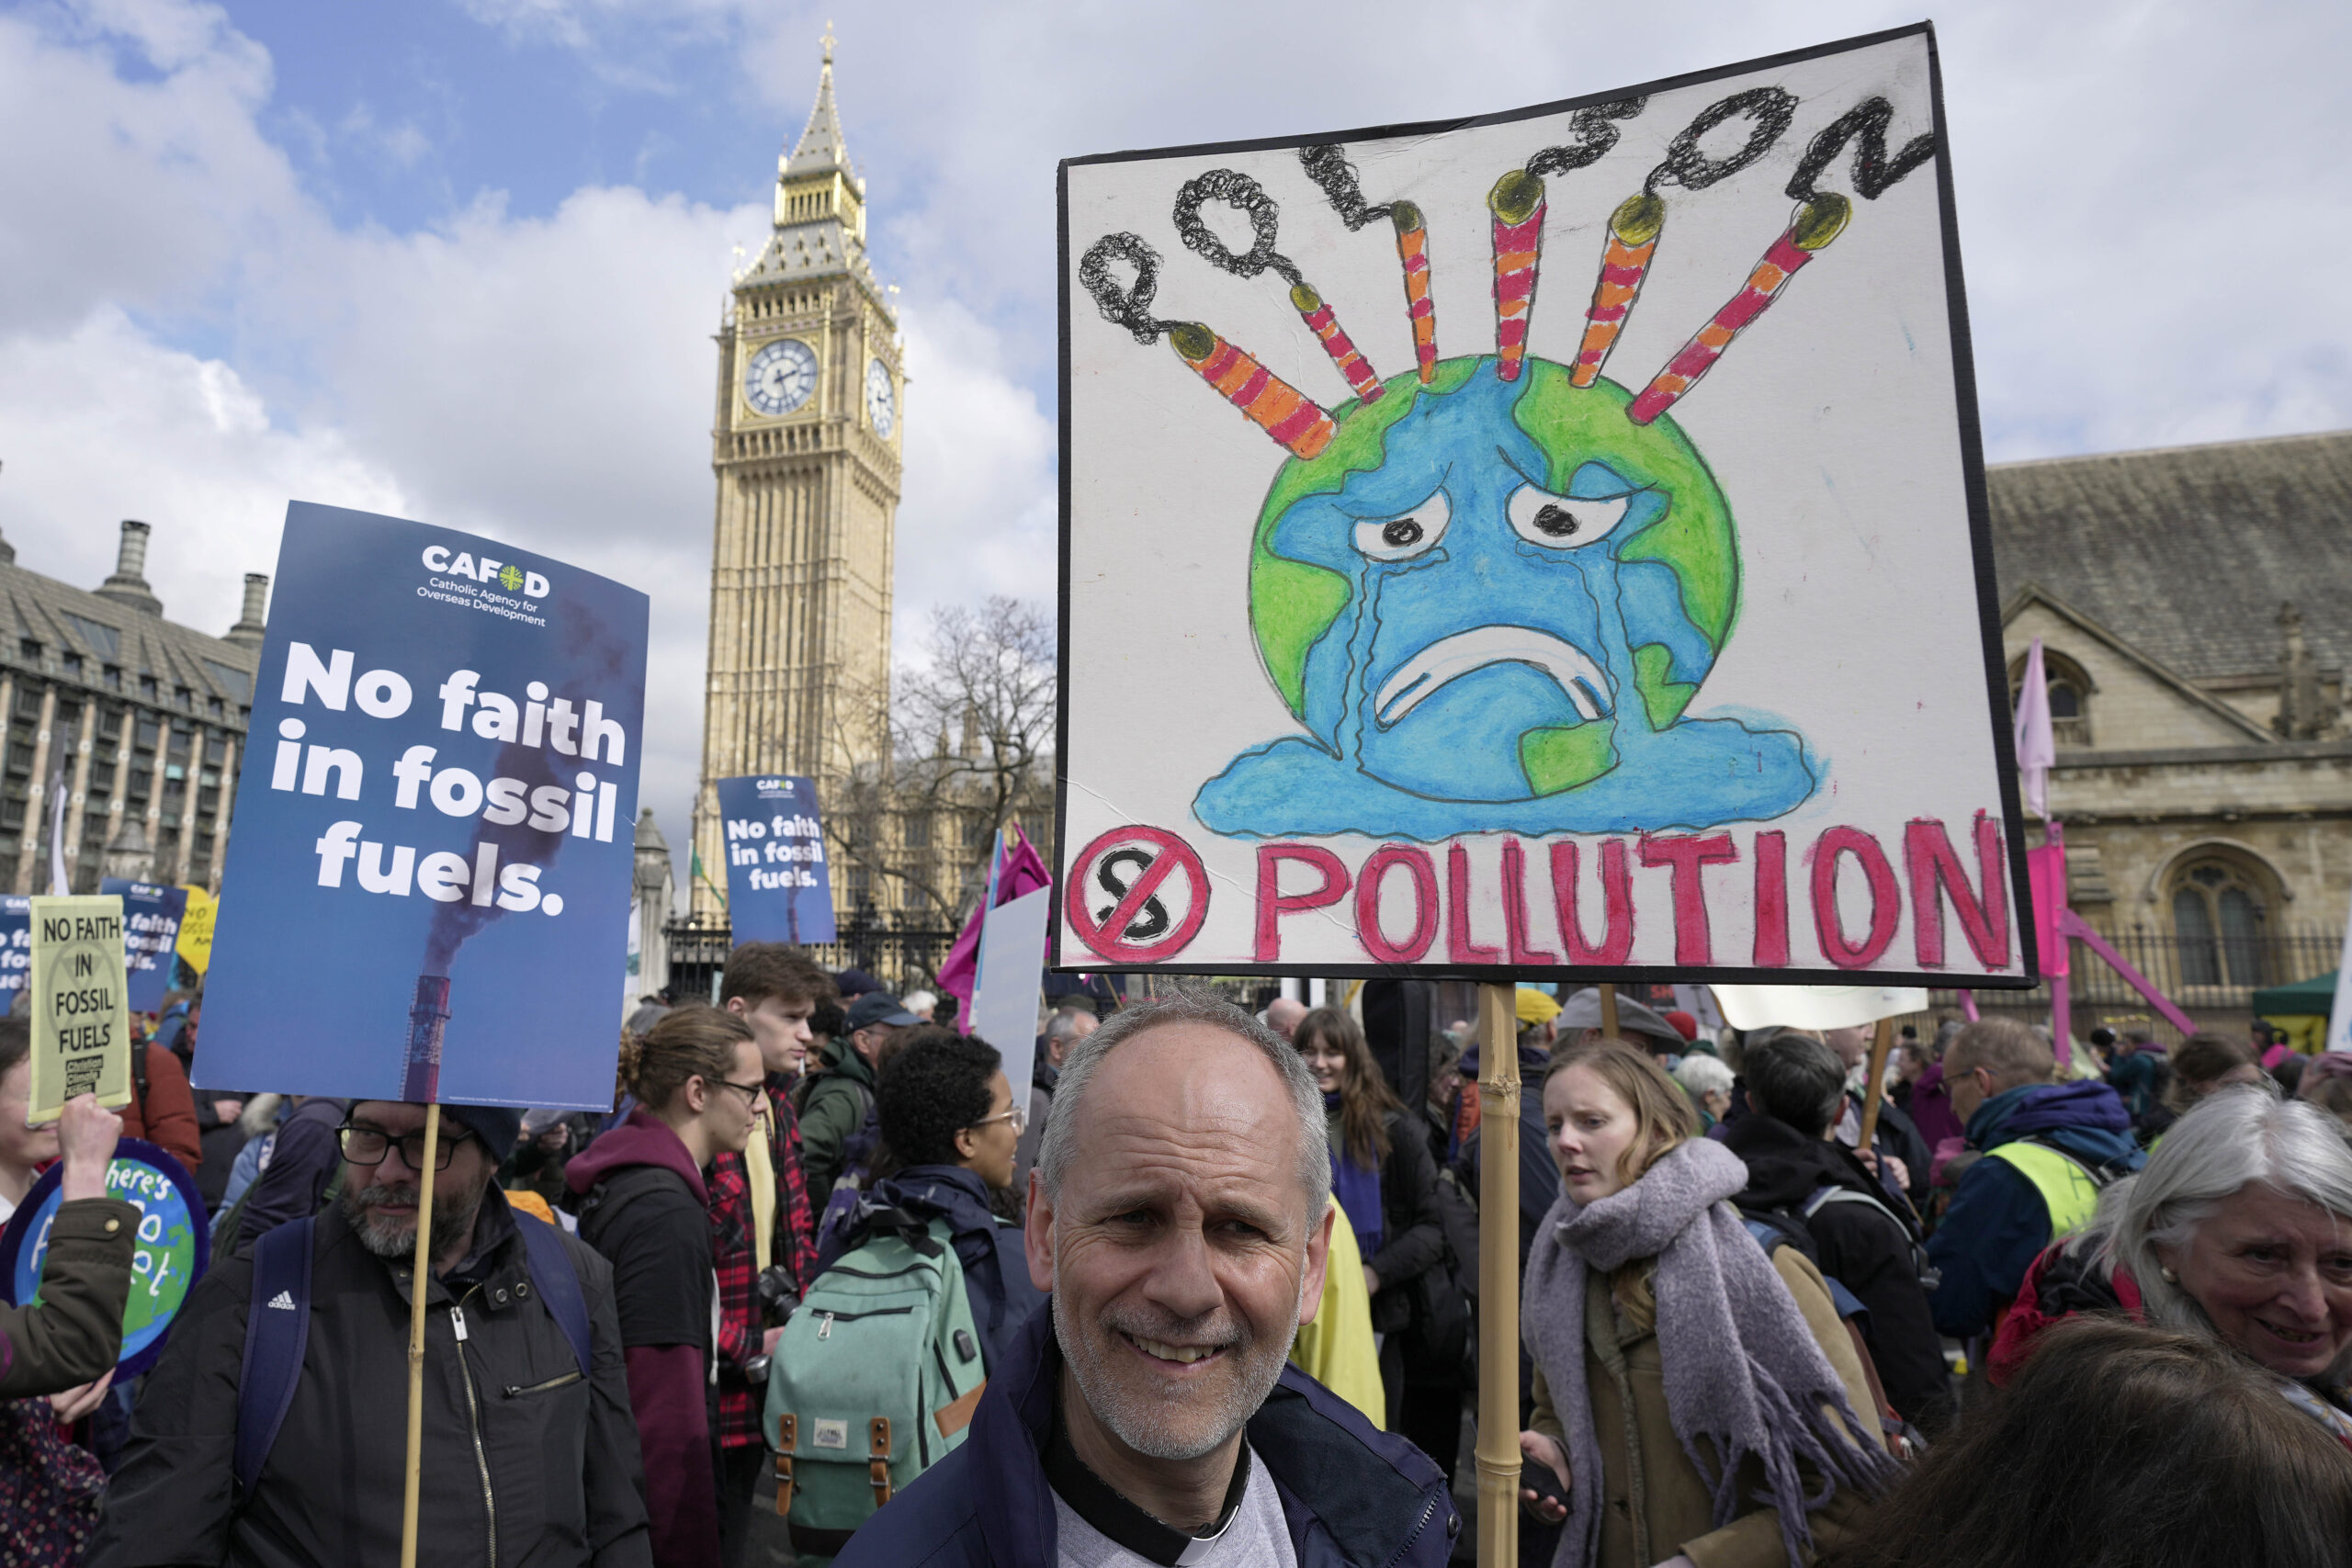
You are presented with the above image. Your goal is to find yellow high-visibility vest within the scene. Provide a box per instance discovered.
[1986,1140,2104,1239]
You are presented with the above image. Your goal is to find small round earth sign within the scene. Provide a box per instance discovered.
[0,1138,209,1377]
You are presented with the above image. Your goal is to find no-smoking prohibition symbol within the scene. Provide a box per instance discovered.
[1066,826,1209,964]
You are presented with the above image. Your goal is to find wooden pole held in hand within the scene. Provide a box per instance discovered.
[399,1102,441,1568]
[1474,983,1521,1567]
[1599,981,1619,1041]
[1857,1018,1895,1154]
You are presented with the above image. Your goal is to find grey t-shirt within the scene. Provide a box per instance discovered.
[1052,1447,1296,1568]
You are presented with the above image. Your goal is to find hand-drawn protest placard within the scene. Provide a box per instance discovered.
[102,878,188,1015]
[28,895,130,1122]
[195,503,650,1110]
[1056,25,2031,986]
[0,1138,209,1377]
[713,774,836,944]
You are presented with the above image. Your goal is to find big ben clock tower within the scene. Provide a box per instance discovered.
[691,29,903,920]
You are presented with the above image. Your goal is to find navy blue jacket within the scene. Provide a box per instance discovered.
[834,1303,1458,1567]
[1926,1081,2143,1338]
[818,1164,1045,1376]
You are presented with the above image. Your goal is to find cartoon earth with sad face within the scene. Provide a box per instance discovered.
[1192,352,1816,840]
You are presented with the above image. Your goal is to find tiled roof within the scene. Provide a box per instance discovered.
[1987,429,2352,682]
[0,558,258,722]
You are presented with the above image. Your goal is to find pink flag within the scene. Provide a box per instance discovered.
[2013,637,2054,819]
[938,827,1052,1023]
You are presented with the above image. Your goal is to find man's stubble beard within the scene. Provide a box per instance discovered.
[1054,1245,1307,1464]
[344,1170,492,1262]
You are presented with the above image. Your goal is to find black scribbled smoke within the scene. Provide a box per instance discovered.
[1786,97,1937,200]
[1524,97,1647,177]
[1080,233,1184,345]
[420,577,640,978]
[1646,86,1797,193]
[1171,169,1303,287]
[420,739,577,975]
[1297,144,1392,231]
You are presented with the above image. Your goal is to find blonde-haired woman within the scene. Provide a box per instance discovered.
[1518,1040,1894,1568]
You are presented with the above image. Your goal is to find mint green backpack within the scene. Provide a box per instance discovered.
[764,1210,988,1560]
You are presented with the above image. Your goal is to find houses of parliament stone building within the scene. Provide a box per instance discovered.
[688,36,904,923]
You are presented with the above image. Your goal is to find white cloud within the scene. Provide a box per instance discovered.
[0,306,406,627]
[895,299,1057,612]
[0,0,303,337]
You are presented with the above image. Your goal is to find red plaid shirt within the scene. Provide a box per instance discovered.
[709,1079,820,1449]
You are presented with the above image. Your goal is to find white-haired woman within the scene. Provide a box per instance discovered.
[1990,1084,2352,1447]
[1672,1054,1734,1131]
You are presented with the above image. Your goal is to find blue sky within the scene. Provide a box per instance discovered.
[2,0,2347,882]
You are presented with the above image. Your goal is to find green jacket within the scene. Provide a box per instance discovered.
[0,1195,140,1398]
[797,1039,878,1213]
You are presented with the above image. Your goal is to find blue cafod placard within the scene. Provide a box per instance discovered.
[0,894,27,1003]
[194,502,650,1111]
[714,774,836,944]
[102,879,189,1014]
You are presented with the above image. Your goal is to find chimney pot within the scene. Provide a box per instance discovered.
[117,520,151,578]
[96,520,162,616]
[226,572,270,649]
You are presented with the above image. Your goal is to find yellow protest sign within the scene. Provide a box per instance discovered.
[175,885,216,977]
[28,895,130,1123]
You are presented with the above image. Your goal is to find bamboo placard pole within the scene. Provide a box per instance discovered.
[1856,1018,1895,1153]
[1474,983,1520,1567]
[399,1102,442,1568]
[1599,981,1619,1041]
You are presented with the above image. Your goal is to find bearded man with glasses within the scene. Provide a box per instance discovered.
[87,1098,653,1568]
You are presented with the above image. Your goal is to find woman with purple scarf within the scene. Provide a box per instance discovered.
[1518,1040,1897,1568]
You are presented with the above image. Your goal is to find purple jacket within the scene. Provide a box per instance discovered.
[1906,1063,1965,1156]
[834,1302,1458,1567]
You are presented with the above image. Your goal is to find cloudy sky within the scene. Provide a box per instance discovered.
[2,0,2346,880]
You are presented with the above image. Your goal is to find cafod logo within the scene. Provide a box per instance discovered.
[420,544,550,599]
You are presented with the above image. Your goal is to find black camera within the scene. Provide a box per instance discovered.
[756,1263,801,1327]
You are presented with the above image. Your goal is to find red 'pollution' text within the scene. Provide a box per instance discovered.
[1249,814,2014,974]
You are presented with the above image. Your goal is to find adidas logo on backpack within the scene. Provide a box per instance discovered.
[266,1291,298,1311]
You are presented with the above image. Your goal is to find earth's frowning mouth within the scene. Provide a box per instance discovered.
[1374,626,1612,728]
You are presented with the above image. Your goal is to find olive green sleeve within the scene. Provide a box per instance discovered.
[0,1196,140,1398]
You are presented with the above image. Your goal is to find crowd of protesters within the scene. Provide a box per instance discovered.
[9,964,2352,1567]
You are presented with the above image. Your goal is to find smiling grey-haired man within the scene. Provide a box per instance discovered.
[834,993,1457,1567]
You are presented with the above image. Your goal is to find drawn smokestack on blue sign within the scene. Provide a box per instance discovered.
[401,975,451,1101]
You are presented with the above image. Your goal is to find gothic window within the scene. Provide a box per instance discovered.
[2010,649,2094,747]
[902,811,932,850]
[2170,856,2273,988]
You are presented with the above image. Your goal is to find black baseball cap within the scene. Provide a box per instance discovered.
[845,992,919,1032]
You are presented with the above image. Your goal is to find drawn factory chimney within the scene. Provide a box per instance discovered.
[401,976,452,1102]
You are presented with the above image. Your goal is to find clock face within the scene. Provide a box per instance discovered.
[744,338,818,417]
[865,358,896,438]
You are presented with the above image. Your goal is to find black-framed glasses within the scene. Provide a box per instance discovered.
[338,1123,476,1171]
[710,1077,768,1111]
